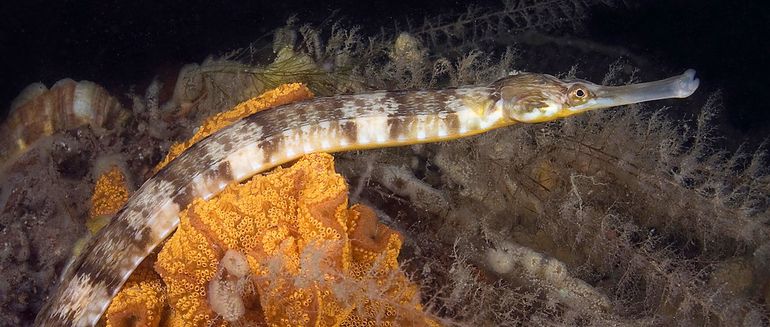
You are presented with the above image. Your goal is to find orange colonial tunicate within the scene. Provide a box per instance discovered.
[88,166,131,233]
[104,258,167,327]
[154,153,438,326]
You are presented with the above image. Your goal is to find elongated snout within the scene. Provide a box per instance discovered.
[578,69,700,110]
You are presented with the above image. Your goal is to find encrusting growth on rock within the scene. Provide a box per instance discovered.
[105,259,167,327]
[153,153,435,326]
[87,166,131,234]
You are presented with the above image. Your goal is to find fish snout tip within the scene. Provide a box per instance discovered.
[677,69,700,98]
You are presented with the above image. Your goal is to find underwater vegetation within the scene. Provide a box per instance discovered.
[0,0,768,326]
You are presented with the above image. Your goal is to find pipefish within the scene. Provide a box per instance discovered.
[34,69,700,326]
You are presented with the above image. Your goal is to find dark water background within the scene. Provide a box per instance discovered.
[0,0,768,141]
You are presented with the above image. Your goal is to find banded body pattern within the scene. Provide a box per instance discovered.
[34,86,509,326]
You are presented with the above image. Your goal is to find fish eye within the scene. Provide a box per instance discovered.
[570,86,587,98]
[568,85,591,105]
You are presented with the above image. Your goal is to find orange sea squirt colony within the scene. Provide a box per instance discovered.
[92,84,438,326]
[87,166,131,234]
